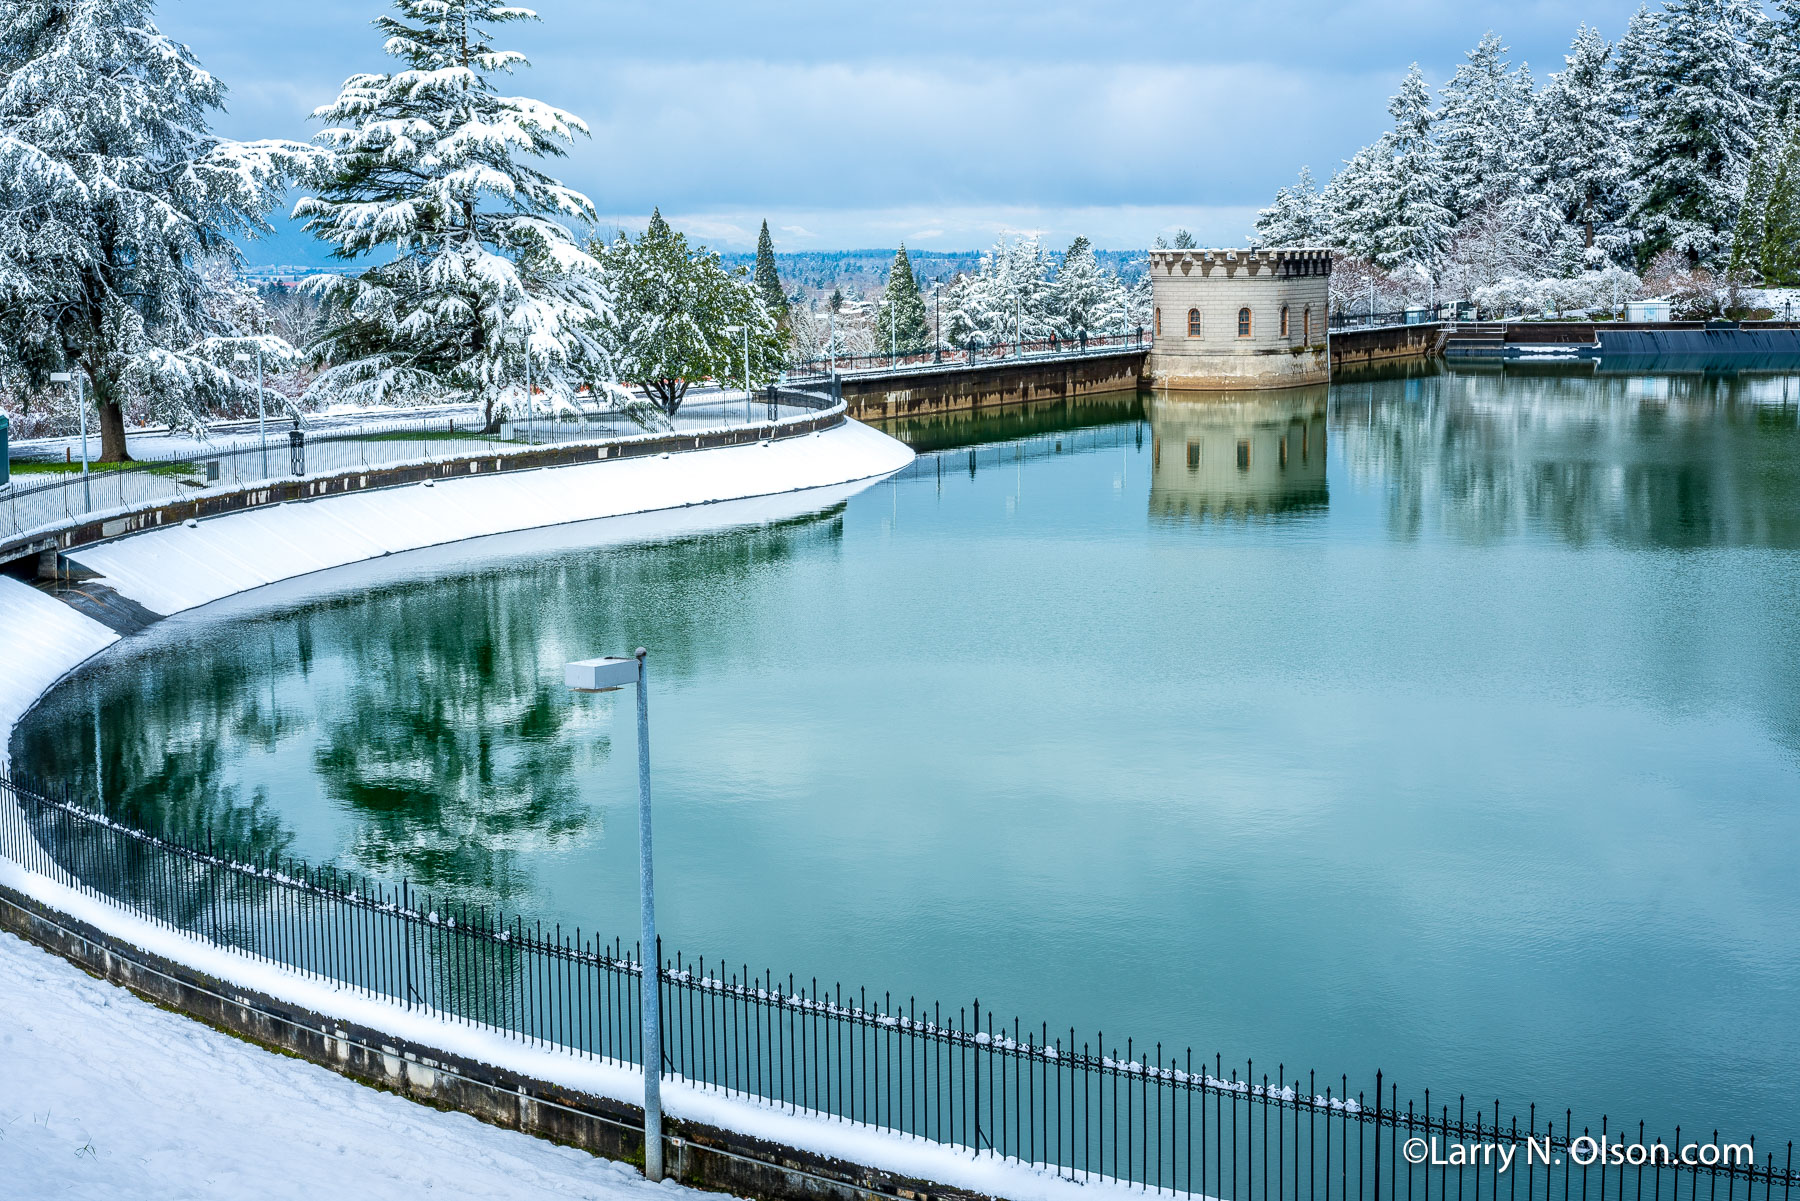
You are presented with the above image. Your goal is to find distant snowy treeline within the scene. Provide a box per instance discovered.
[785,238,1152,360]
[1253,0,1800,316]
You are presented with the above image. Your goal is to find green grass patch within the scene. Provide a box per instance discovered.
[7,459,197,478]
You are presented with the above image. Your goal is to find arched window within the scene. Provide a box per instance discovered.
[1154,307,1161,338]
[1187,308,1202,337]
[1237,307,1252,338]
[1303,305,1312,343]
[1280,305,1290,338]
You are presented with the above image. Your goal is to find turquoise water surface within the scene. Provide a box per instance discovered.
[16,362,1800,1142]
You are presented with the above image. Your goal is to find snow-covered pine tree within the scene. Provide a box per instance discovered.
[590,210,776,416]
[0,0,316,459]
[753,220,788,322]
[1626,0,1771,267]
[1435,33,1531,222]
[1252,166,1328,245]
[1049,237,1127,339]
[1759,128,1800,285]
[1534,26,1633,261]
[297,0,609,430]
[1172,229,1198,249]
[1730,113,1800,284]
[1322,140,1399,263]
[874,245,931,354]
[938,237,1055,348]
[1769,0,1800,120]
[1373,65,1451,271]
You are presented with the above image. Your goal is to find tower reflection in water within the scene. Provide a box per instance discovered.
[1146,387,1328,523]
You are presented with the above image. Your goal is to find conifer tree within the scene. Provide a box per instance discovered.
[1375,65,1452,270]
[874,245,931,354]
[1050,237,1127,338]
[297,0,609,429]
[590,210,777,416]
[1323,141,1399,263]
[0,0,316,459]
[1535,26,1632,260]
[1252,166,1328,245]
[1626,0,1771,266]
[1436,33,1530,222]
[753,220,788,322]
[1769,0,1800,120]
[1730,114,1800,284]
[1761,133,1800,285]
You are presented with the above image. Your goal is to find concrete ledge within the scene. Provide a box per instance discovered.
[0,883,995,1201]
[2,406,845,571]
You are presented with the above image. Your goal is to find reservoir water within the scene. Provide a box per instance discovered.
[15,362,1800,1143]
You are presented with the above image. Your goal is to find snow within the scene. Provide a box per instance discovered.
[67,419,912,617]
[0,923,733,1201]
[0,577,118,770]
[0,857,1170,1201]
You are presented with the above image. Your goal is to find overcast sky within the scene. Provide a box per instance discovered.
[173,0,1651,261]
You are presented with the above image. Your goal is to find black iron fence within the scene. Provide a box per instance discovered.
[1,772,1791,1200]
[794,330,1146,377]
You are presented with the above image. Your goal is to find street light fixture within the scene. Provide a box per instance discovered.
[49,371,90,512]
[233,346,268,477]
[564,649,665,1183]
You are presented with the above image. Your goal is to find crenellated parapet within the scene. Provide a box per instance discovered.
[1148,247,1333,279]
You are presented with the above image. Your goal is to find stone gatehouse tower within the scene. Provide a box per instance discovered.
[1147,248,1332,389]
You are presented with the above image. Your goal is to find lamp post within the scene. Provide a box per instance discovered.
[233,346,268,477]
[565,649,665,1182]
[49,371,90,512]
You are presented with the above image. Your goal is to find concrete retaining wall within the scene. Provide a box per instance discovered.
[1328,324,1445,370]
[840,353,1146,422]
[0,883,994,1201]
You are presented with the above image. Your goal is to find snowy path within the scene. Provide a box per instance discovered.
[0,926,725,1201]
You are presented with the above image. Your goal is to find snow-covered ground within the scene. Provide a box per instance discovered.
[67,418,910,616]
[0,925,724,1201]
[9,385,775,462]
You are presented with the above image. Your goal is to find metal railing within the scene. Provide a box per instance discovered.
[1329,309,1451,331]
[2,771,1790,1200]
[794,330,1147,377]
[1,394,831,545]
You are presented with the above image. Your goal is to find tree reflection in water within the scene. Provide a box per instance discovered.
[13,507,847,912]
[1332,360,1800,548]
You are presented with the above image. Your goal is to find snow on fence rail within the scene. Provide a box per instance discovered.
[0,388,837,546]
[1,772,1791,1201]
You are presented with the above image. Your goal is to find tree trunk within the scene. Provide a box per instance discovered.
[97,400,130,463]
